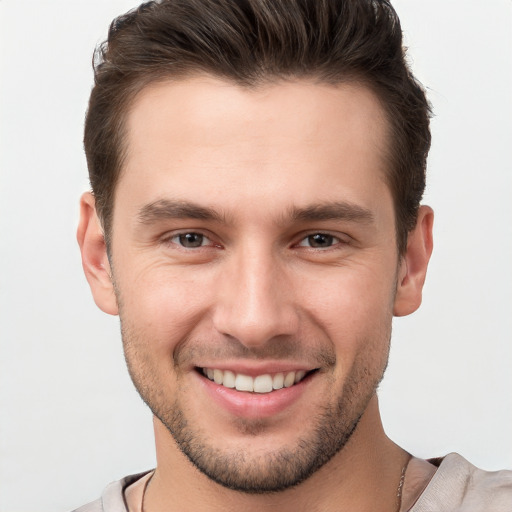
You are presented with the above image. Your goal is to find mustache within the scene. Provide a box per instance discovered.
[173,335,337,369]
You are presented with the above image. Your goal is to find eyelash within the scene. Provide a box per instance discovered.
[167,232,216,249]
[163,231,347,251]
[295,233,345,249]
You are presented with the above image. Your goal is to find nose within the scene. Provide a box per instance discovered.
[212,243,299,349]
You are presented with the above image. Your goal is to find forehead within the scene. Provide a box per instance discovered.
[117,76,391,222]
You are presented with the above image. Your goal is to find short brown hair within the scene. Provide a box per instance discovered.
[84,0,431,254]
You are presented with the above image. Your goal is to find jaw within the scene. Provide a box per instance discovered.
[149,395,404,512]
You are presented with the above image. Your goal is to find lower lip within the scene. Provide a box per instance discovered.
[196,372,312,419]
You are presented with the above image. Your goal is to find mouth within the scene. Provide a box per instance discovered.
[197,367,316,394]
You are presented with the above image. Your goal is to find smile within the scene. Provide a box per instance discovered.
[200,368,311,394]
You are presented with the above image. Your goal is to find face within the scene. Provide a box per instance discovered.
[83,77,419,492]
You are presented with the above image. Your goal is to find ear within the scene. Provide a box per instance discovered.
[393,205,434,317]
[77,192,119,315]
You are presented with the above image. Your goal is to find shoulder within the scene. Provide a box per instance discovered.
[72,498,103,512]
[412,453,512,512]
[70,471,153,512]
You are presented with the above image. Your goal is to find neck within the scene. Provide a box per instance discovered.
[145,396,408,512]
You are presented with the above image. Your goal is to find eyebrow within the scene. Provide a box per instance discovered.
[137,199,374,226]
[290,201,375,224]
[137,199,225,224]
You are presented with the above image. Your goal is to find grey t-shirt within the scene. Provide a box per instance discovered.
[72,453,512,512]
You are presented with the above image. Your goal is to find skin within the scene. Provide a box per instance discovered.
[78,76,433,511]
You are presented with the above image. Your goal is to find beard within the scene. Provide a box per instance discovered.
[154,370,379,493]
[120,317,391,494]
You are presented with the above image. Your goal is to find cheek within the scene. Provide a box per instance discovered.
[116,264,215,351]
[295,267,395,377]
[296,266,396,330]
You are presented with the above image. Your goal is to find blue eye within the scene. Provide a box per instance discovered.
[298,233,338,248]
[171,232,209,248]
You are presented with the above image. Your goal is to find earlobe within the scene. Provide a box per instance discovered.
[393,205,434,317]
[77,192,119,316]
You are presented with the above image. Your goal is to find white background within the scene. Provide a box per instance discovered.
[0,1,511,510]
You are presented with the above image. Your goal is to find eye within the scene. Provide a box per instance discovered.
[170,232,211,248]
[297,233,340,248]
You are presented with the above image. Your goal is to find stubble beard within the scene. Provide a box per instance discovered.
[155,368,381,493]
[120,320,391,494]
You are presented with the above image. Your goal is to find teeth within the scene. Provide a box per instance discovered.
[235,373,254,392]
[295,370,306,383]
[223,370,236,388]
[284,372,295,388]
[202,368,308,393]
[272,373,284,390]
[253,374,273,393]
[213,369,223,385]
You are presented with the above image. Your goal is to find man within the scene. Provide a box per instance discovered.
[75,0,512,511]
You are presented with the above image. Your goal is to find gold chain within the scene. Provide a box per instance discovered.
[396,455,412,512]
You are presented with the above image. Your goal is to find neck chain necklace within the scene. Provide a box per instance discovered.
[142,457,411,512]
[396,456,411,512]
